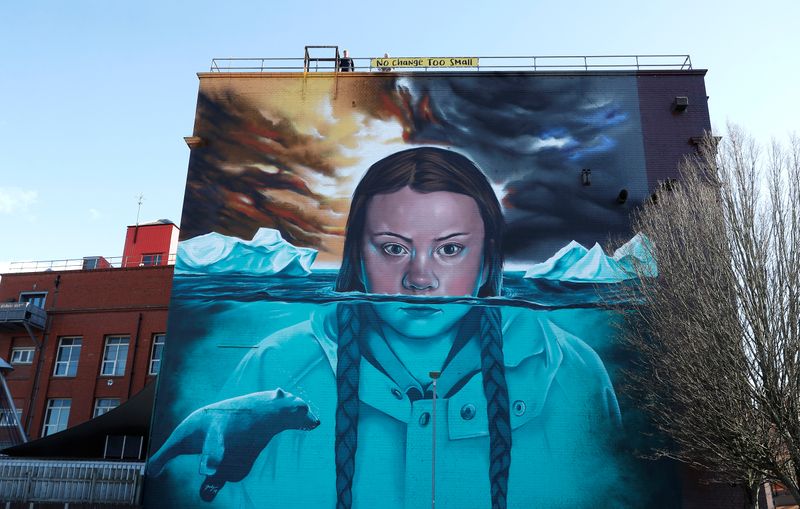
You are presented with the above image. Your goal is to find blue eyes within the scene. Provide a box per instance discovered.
[381,243,464,257]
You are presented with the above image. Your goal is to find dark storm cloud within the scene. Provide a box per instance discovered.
[398,74,648,263]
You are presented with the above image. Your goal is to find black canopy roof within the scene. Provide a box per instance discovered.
[2,383,154,459]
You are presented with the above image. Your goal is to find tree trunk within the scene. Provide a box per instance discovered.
[744,482,758,509]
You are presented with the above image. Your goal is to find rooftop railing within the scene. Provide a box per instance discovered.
[209,54,693,73]
[5,254,177,274]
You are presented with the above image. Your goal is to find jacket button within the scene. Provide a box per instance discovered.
[390,388,403,400]
[419,412,430,426]
[513,400,526,416]
[460,404,476,420]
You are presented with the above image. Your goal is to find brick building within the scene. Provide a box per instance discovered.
[0,220,177,443]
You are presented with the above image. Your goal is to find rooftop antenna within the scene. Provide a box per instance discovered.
[133,193,145,244]
[136,193,145,226]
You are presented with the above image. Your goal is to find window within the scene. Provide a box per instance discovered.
[53,337,81,377]
[82,257,104,270]
[104,435,144,459]
[93,398,120,417]
[19,292,47,309]
[141,253,162,266]
[42,399,70,436]
[0,408,22,427]
[149,334,166,375]
[101,336,129,376]
[10,347,34,364]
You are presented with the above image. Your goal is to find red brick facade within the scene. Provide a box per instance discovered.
[0,265,173,438]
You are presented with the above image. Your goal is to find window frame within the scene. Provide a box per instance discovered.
[141,253,163,266]
[101,335,130,376]
[42,399,71,437]
[0,408,23,427]
[10,347,35,365]
[19,291,47,309]
[53,337,82,377]
[93,398,120,418]
[149,333,166,375]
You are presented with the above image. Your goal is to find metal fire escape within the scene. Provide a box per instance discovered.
[0,301,47,336]
[0,301,46,445]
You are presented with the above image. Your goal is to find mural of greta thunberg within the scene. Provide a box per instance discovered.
[149,147,623,508]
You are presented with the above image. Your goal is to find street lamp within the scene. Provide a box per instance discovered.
[429,371,441,509]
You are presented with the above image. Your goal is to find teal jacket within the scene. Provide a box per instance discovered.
[163,305,624,508]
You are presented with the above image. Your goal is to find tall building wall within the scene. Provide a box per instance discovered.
[637,72,711,187]
[147,70,714,508]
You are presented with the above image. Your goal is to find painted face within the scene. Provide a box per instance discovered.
[361,186,487,297]
[360,186,487,339]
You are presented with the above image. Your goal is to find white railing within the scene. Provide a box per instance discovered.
[0,459,144,505]
[6,254,177,274]
[210,54,693,73]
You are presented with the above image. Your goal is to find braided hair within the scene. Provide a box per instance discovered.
[334,303,363,509]
[478,306,511,509]
[333,147,510,508]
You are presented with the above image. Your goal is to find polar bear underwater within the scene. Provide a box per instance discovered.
[149,388,320,501]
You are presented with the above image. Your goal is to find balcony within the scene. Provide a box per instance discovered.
[0,302,47,331]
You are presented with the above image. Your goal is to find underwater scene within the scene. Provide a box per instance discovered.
[147,231,678,508]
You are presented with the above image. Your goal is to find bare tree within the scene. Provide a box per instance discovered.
[617,126,800,506]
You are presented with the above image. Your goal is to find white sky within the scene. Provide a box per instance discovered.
[1,0,798,272]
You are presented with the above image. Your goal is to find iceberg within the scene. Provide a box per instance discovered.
[523,234,657,283]
[523,241,588,279]
[560,243,625,282]
[612,233,658,278]
[175,228,317,276]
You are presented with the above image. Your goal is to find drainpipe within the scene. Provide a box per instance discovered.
[127,313,143,398]
[26,274,60,434]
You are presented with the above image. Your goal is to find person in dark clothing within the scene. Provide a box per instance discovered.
[339,49,354,72]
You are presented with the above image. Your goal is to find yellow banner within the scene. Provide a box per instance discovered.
[370,57,479,69]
